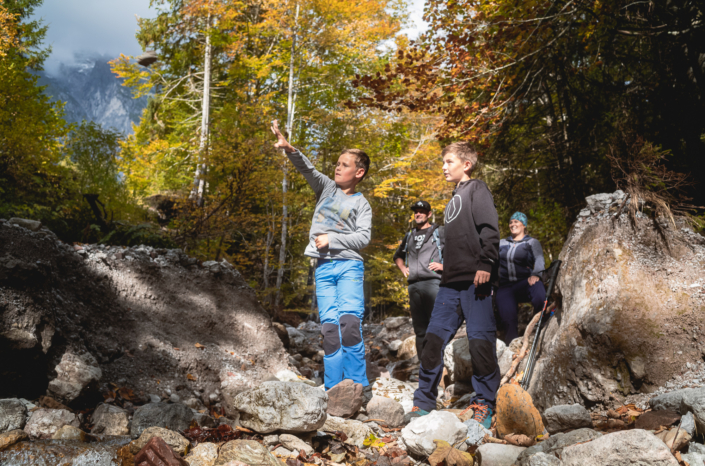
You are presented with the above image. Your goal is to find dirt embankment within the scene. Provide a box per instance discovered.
[0,218,288,406]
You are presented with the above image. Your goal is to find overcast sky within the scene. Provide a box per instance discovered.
[34,0,427,75]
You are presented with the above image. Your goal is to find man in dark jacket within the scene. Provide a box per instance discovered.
[409,142,500,430]
[393,200,445,357]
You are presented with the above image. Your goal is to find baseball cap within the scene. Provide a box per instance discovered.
[411,200,431,212]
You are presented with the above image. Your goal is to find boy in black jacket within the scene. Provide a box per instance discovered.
[410,142,500,429]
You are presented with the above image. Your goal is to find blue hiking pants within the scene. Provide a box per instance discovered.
[413,281,500,411]
[316,259,368,389]
[496,278,546,344]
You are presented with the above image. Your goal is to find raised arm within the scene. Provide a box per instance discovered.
[271,120,335,198]
[328,199,372,251]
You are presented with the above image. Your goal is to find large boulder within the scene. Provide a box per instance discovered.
[91,403,130,435]
[0,221,288,401]
[24,408,80,439]
[561,429,678,466]
[524,191,705,410]
[401,410,467,456]
[130,402,194,438]
[231,382,327,433]
[0,399,27,433]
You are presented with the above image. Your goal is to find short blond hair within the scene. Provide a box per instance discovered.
[442,142,478,175]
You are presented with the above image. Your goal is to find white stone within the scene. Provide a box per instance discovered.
[232,382,328,433]
[371,378,416,414]
[476,444,526,466]
[279,433,314,456]
[321,416,372,448]
[185,442,219,466]
[401,410,467,456]
[24,408,80,439]
[464,419,491,447]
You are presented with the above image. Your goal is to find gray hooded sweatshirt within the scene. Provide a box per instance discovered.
[287,150,372,261]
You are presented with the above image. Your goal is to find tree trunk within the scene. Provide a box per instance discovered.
[274,2,299,308]
[263,203,275,307]
[190,13,212,207]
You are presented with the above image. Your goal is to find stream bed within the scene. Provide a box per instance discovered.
[0,437,131,466]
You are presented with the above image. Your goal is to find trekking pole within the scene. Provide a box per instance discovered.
[521,260,562,390]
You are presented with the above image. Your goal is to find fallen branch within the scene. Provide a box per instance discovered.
[500,302,556,386]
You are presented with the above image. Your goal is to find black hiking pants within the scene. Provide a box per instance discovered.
[408,279,440,358]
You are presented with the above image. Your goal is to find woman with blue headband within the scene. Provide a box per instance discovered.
[496,212,546,345]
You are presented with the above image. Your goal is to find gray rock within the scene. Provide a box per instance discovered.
[90,403,129,435]
[681,452,705,466]
[650,388,694,412]
[681,411,696,437]
[232,381,327,433]
[287,328,306,349]
[690,443,705,455]
[148,394,161,403]
[541,404,592,434]
[476,444,526,466]
[24,408,80,439]
[463,419,491,447]
[130,402,194,438]
[169,393,180,403]
[523,452,562,466]
[0,399,27,433]
[444,339,473,382]
[366,395,405,428]
[46,351,102,404]
[384,317,408,330]
[517,428,602,465]
[129,426,190,455]
[321,416,372,448]
[279,433,314,456]
[498,348,515,377]
[272,446,297,458]
[561,429,678,466]
[681,387,705,432]
[388,340,403,352]
[215,439,282,466]
[401,410,466,456]
[194,412,218,428]
[263,434,279,446]
[8,217,42,231]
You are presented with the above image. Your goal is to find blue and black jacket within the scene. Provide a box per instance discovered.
[498,235,545,286]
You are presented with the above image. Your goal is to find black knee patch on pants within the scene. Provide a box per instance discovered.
[468,338,497,377]
[321,323,340,355]
[339,315,362,346]
[420,332,444,369]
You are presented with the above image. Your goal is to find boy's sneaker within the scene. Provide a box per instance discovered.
[403,406,430,424]
[460,402,493,430]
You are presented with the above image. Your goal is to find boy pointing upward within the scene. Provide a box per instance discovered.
[270,121,372,393]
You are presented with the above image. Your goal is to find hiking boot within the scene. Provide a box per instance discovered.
[460,401,493,430]
[403,406,430,424]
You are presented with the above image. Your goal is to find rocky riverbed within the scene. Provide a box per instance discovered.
[2,191,705,465]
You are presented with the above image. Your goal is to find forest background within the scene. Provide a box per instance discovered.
[1,0,704,320]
